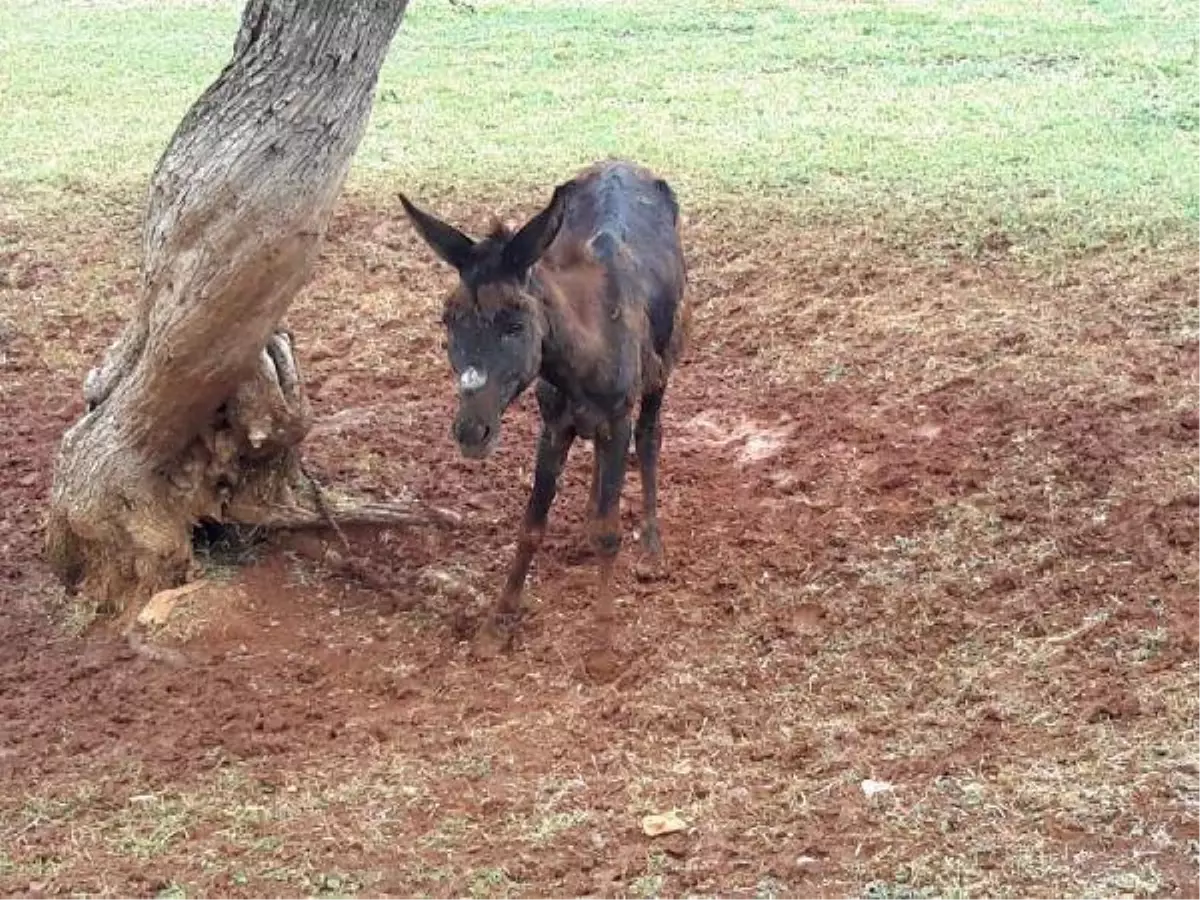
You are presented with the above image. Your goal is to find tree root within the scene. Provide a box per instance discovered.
[225,494,462,531]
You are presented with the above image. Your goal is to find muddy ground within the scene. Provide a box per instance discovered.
[0,196,1197,898]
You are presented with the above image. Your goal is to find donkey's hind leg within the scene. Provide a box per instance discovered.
[585,416,633,682]
[634,388,666,564]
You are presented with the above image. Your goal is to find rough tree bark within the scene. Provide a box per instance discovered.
[45,0,429,613]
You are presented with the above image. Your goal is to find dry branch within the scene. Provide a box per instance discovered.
[227,497,462,531]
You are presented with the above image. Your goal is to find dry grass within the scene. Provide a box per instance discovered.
[3,190,1197,898]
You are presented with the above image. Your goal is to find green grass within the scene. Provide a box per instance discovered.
[0,0,1196,249]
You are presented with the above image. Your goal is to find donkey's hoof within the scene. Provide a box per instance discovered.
[633,534,667,582]
[584,644,620,683]
[473,612,519,659]
[633,555,668,583]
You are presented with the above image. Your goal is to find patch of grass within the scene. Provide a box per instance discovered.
[306,871,364,897]
[1,0,1196,254]
[56,592,100,636]
[418,814,477,851]
[0,763,420,897]
[525,808,590,844]
[467,866,517,899]
[0,1,238,203]
[110,793,194,860]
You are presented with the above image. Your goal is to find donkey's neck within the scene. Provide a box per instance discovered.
[534,267,609,394]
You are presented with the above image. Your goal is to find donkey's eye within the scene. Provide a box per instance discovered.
[501,320,524,337]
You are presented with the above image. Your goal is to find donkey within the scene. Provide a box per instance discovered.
[399,160,687,677]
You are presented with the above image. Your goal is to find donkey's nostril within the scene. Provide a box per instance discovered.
[454,418,492,450]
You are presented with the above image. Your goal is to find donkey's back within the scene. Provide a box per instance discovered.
[551,160,687,363]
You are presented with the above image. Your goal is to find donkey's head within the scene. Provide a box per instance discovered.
[400,184,573,458]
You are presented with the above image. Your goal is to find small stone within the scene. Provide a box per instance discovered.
[137,580,208,628]
[861,778,895,797]
[641,811,688,837]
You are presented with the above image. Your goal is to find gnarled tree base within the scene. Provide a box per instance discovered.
[44,0,414,616]
[47,329,451,615]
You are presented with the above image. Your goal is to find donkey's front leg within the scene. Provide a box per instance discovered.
[477,424,574,656]
[585,416,633,681]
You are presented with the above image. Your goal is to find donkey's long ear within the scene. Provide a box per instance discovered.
[398,193,476,272]
[502,182,575,274]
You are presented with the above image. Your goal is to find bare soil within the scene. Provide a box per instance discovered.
[0,194,1196,898]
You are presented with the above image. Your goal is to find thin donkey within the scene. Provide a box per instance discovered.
[399,160,687,678]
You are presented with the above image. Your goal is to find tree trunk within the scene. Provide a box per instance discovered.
[45,0,414,613]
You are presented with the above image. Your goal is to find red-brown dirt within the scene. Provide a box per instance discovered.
[0,195,1196,898]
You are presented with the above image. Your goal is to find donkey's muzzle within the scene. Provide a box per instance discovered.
[453,416,498,459]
